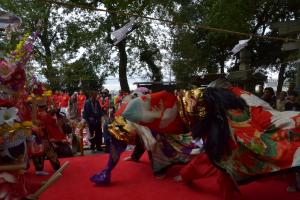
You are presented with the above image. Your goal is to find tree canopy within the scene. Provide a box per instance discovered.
[170,0,298,85]
[1,0,298,92]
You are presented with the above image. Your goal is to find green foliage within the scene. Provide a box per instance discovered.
[60,58,105,93]
[170,0,297,85]
[2,0,297,90]
[0,0,110,91]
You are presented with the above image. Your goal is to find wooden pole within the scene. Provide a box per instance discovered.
[56,161,70,173]
[28,172,62,199]
[27,161,70,200]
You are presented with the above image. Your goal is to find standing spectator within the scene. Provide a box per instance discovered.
[60,91,70,115]
[58,91,64,108]
[261,87,276,108]
[285,91,300,111]
[276,91,287,111]
[83,91,104,152]
[99,89,111,152]
[68,92,78,120]
[77,90,86,118]
[114,90,125,110]
[99,89,110,114]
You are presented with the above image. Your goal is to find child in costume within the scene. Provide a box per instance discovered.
[31,104,63,175]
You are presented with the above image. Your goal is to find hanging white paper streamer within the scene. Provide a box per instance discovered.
[78,78,82,88]
[111,17,136,45]
[231,38,251,54]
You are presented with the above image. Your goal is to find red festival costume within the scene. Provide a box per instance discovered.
[60,94,70,109]
[52,93,61,109]
[0,31,39,199]
[38,112,66,142]
[98,96,109,113]
[77,94,86,117]
[179,85,300,199]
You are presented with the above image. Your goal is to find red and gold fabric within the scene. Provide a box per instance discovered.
[215,87,300,184]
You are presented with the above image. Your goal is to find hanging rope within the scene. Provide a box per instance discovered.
[42,0,300,42]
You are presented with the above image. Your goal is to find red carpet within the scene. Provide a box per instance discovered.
[26,153,300,200]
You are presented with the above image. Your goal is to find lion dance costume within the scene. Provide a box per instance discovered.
[91,79,300,199]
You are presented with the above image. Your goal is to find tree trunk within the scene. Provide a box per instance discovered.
[40,5,59,90]
[276,63,286,96]
[40,32,58,89]
[140,49,162,82]
[220,59,225,74]
[117,40,130,93]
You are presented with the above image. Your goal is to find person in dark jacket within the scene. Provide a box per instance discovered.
[83,91,104,151]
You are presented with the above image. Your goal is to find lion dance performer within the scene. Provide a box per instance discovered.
[90,91,203,185]
[177,79,300,199]
[91,79,300,200]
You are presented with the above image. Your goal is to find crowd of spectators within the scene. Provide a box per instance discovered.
[258,83,300,111]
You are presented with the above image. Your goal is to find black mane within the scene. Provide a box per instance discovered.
[192,87,248,163]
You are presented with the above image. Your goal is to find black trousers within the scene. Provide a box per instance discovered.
[131,135,146,161]
[88,122,102,151]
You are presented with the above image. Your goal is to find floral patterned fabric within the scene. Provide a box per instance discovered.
[217,87,300,184]
[115,91,201,171]
[121,91,186,134]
